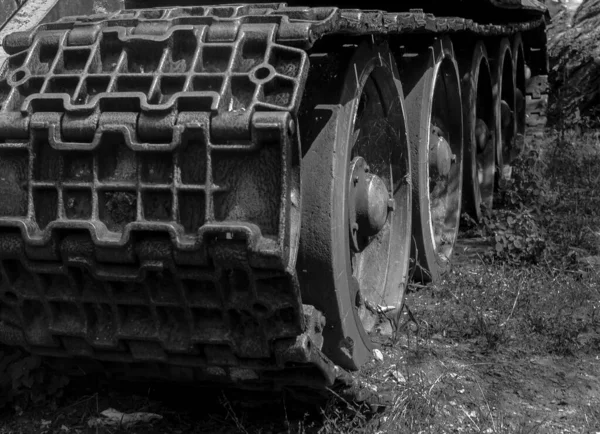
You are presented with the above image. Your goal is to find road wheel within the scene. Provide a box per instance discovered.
[459,41,495,221]
[489,37,515,183]
[298,41,412,370]
[401,36,464,282]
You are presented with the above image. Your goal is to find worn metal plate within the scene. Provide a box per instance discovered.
[0,8,314,387]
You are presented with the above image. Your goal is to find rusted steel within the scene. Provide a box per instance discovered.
[0,1,21,33]
[3,5,546,56]
[401,36,464,283]
[0,0,123,71]
[0,14,319,389]
[459,41,496,222]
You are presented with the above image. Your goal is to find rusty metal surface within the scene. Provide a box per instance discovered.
[2,5,546,56]
[0,10,322,388]
[297,41,412,372]
[0,1,23,33]
[1,1,124,71]
[121,0,547,15]
[0,2,547,392]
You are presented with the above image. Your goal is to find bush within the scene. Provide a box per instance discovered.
[0,346,69,411]
[481,143,553,265]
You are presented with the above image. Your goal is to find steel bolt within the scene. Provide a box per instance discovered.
[359,173,389,235]
[430,132,452,176]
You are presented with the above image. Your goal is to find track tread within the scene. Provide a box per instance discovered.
[526,74,548,130]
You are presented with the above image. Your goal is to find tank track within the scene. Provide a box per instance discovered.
[526,70,549,133]
[0,3,546,393]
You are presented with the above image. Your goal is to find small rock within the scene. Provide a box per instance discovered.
[367,383,378,393]
[390,370,406,384]
[373,349,384,362]
[88,408,163,428]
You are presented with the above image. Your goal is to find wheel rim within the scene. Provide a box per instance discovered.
[512,33,526,162]
[429,64,463,261]
[492,38,515,182]
[298,42,411,369]
[475,115,495,211]
[460,42,495,221]
[348,71,409,332]
[402,36,463,282]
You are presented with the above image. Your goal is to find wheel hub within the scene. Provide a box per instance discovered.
[348,157,391,252]
[475,118,491,153]
[429,126,453,176]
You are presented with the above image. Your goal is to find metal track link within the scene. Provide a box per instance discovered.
[526,74,548,131]
[525,32,549,133]
[0,4,547,392]
[1,4,546,56]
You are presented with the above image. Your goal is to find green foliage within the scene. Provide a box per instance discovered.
[414,264,600,356]
[519,271,600,355]
[482,208,548,265]
[477,126,600,268]
[0,346,69,411]
[480,146,553,265]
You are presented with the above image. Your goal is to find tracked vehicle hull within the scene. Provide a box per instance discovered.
[0,1,548,399]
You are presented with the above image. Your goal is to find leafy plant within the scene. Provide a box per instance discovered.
[480,148,552,265]
[482,208,548,265]
[0,346,69,411]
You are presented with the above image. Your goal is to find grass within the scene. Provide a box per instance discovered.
[0,129,599,433]
[316,264,599,433]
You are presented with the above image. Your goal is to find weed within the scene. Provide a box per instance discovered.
[0,346,69,412]
[475,129,600,272]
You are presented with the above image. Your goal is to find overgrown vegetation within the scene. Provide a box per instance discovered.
[474,128,600,268]
[0,347,69,412]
